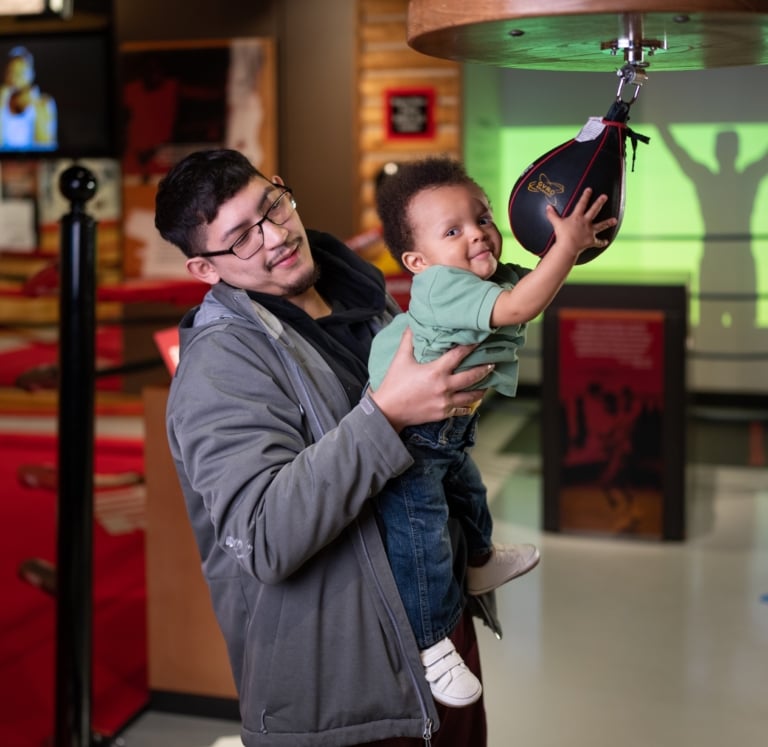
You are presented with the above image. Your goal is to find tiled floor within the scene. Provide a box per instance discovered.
[116,396,768,747]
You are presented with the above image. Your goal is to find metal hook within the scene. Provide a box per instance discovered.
[615,63,648,106]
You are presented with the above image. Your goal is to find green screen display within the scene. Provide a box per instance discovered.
[495,123,768,327]
[464,64,768,393]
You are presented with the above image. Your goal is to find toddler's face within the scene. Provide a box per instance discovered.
[403,184,502,279]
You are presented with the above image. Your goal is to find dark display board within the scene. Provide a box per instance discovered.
[542,283,687,540]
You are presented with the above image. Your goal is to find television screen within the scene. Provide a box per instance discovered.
[0,1,72,16]
[0,31,115,158]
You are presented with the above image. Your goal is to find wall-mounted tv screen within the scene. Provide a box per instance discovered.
[0,0,72,17]
[0,31,115,158]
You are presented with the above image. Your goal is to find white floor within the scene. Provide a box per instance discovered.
[115,397,768,747]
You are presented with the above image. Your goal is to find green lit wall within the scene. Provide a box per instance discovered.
[465,65,768,395]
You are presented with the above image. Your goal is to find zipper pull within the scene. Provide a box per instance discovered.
[422,717,433,746]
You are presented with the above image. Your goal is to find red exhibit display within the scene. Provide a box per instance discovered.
[542,283,687,540]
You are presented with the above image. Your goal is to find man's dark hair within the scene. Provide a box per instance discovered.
[155,149,267,257]
[375,156,487,269]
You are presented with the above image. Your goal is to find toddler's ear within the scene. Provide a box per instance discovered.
[401,251,428,274]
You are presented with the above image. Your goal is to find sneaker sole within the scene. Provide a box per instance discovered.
[467,551,541,595]
[431,685,483,708]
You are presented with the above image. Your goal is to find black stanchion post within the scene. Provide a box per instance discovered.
[55,166,98,747]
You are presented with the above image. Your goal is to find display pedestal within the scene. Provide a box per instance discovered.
[541,283,687,540]
[143,387,238,717]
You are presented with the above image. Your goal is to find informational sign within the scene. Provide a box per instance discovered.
[385,88,435,140]
[556,309,666,538]
[542,284,687,541]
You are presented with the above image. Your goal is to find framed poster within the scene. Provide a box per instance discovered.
[542,284,687,540]
[384,87,435,140]
[119,38,276,279]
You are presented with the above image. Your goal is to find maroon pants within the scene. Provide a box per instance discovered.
[361,608,487,747]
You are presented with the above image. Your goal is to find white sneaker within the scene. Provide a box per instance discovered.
[420,636,482,708]
[466,543,540,596]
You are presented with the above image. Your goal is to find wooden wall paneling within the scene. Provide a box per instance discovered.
[355,0,462,275]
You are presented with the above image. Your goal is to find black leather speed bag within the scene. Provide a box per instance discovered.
[508,101,648,265]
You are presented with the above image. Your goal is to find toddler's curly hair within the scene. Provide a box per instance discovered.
[375,156,488,269]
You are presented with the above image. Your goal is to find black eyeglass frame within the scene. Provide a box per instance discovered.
[194,185,295,260]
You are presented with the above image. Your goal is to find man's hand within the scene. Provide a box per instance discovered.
[368,327,491,432]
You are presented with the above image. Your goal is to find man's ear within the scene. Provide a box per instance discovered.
[271,174,285,187]
[401,251,429,274]
[185,256,221,285]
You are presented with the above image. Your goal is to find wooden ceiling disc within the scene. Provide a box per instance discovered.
[407,0,768,70]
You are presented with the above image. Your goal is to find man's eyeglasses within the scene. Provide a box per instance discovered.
[195,186,296,260]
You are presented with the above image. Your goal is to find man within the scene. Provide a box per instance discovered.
[154,149,518,746]
[0,46,57,150]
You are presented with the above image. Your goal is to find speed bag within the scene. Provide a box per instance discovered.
[508,117,628,265]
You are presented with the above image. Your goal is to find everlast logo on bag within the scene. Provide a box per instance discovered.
[526,173,565,205]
